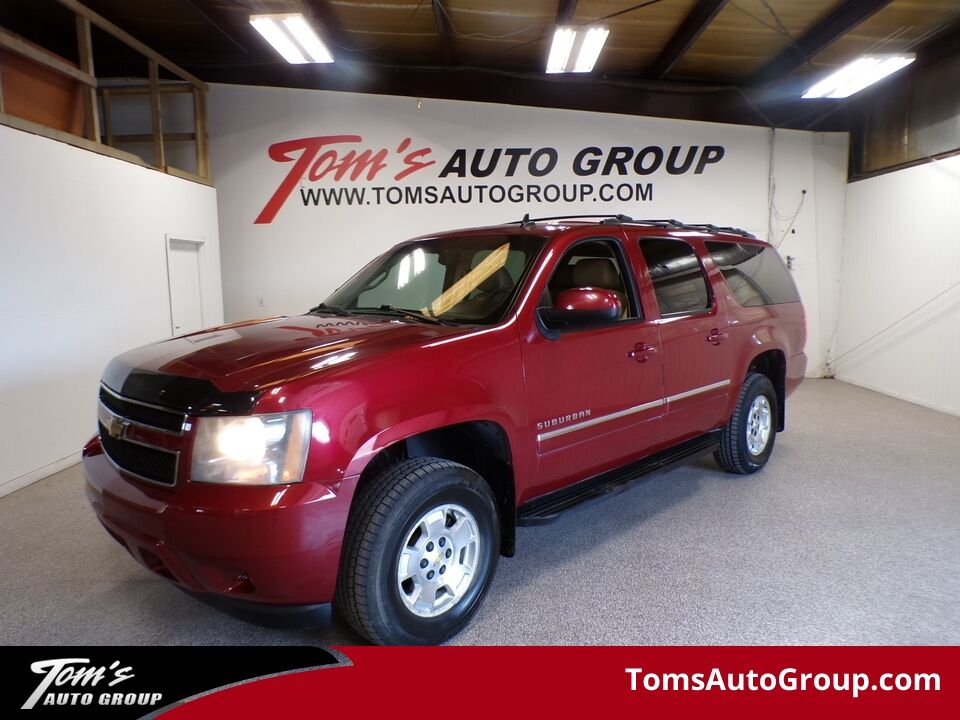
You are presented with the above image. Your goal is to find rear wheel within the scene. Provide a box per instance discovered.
[714,372,778,474]
[336,457,499,645]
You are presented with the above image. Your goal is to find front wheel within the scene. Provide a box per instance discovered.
[335,457,500,645]
[714,372,778,474]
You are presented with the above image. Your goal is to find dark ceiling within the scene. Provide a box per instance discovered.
[2,0,960,130]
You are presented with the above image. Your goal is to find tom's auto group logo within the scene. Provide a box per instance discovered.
[6,647,343,718]
[21,658,161,711]
[253,134,728,223]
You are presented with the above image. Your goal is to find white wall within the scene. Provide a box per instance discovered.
[0,124,223,495]
[208,83,846,377]
[831,155,960,416]
[769,130,849,378]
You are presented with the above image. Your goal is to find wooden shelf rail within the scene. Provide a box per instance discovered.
[0,0,211,185]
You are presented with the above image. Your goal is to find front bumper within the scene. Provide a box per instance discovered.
[83,437,354,609]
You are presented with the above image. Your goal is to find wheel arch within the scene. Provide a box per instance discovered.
[746,348,787,431]
[348,420,518,557]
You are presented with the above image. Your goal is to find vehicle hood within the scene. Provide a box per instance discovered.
[102,314,468,409]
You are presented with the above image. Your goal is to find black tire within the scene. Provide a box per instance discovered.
[335,457,500,645]
[714,372,778,474]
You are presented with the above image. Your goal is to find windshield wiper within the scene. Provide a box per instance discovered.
[307,302,353,317]
[355,305,446,325]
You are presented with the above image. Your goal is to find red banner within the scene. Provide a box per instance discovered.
[158,646,957,719]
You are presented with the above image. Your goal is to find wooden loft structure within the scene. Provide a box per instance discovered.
[0,0,210,185]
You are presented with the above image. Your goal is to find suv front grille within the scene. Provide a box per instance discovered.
[97,385,183,487]
[98,424,179,486]
[99,385,185,434]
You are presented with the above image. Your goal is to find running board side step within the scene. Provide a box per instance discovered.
[516,430,722,526]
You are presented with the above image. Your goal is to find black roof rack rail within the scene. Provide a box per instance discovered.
[600,214,635,225]
[616,219,684,229]
[629,218,684,227]
[512,214,756,238]
[622,220,756,238]
[514,214,634,225]
[677,223,756,238]
[515,214,684,228]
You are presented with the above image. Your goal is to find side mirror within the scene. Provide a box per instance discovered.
[539,287,621,330]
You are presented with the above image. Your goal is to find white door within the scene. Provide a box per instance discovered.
[167,238,204,335]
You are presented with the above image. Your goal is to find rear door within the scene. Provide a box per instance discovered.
[519,232,665,499]
[632,234,737,441]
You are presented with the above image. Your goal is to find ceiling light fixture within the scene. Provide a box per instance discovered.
[546,26,609,74]
[250,13,333,64]
[802,54,915,99]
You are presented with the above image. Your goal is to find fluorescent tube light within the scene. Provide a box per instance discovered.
[250,16,306,64]
[282,15,334,64]
[546,28,577,74]
[250,14,334,64]
[572,27,610,73]
[802,54,915,99]
[546,26,609,74]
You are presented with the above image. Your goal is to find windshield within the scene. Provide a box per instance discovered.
[325,234,545,325]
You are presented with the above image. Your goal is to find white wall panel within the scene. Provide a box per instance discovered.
[766,130,848,378]
[832,155,960,416]
[811,133,849,378]
[0,125,223,494]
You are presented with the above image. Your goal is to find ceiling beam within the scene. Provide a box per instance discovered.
[160,38,861,130]
[432,0,456,65]
[556,0,578,26]
[911,18,960,70]
[748,0,894,86]
[647,0,728,80]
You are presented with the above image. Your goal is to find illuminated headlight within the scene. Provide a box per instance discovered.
[191,410,311,485]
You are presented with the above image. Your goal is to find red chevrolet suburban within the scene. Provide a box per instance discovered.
[84,215,806,645]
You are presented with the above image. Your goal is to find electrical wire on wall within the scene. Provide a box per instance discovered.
[774,188,806,248]
[766,128,807,251]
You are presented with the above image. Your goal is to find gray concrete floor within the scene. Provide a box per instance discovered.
[1,379,957,645]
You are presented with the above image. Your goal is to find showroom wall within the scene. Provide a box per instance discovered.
[770,130,848,378]
[207,83,847,376]
[0,125,223,495]
[831,155,960,416]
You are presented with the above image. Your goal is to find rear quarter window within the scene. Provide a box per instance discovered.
[706,241,800,307]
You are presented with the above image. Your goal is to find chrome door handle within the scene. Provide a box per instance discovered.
[706,329,727,345]
[627,342,658,363]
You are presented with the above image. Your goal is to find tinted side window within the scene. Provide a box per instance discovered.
[638,237,710,315]
[706,241,801,306]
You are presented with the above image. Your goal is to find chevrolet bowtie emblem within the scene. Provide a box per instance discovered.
[108,416,129,440]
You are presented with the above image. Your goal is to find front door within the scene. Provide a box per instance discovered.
[520,235,665,500]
